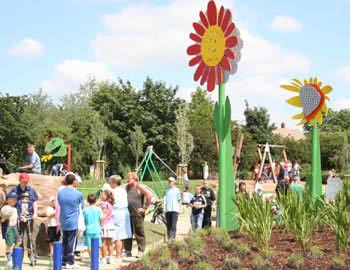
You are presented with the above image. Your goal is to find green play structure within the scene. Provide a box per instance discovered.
[136,146,177,198]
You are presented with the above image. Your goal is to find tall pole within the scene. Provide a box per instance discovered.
[214,83,237,230]
[308,119,322,200]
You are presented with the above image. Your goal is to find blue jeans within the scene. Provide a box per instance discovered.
[62,230,77,266]
[191,213,203,231]
[165,212,178,239]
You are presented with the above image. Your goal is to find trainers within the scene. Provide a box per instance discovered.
[7,260,13,267]
[66,263,80,269]
[106,257,115,264]
[136,251,144,258]
[123,251,132,257]
[100,258,107,265]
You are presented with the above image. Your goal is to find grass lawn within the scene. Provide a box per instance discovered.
[144,221,166,244]
[78,178,217,199]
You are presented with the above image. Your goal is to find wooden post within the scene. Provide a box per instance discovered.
[233,132,244,178]
[67,144,71,172]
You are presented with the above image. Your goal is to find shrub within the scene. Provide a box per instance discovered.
[196,262,215,270]
[262,248,273,260]
[331,257,345,270]
[252,255,272,270]
[309,245,323,259]
[174,240,187,251]
[235,194,275,250]
[287,253,304,270]
[157,247,171,267]
[236,243,251,257]
[223,239,237,251]
[168,260,179,270]
[140,256,159,270]
[178,247,190,263]
[223,257,240,270]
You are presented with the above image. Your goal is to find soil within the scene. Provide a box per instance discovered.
[120,226,350,270]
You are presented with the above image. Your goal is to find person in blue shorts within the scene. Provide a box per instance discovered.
[83,194,103,256]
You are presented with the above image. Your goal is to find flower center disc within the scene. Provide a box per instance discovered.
[300,85,321,117]
[201,25,225,67]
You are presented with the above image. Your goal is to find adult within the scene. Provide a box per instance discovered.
[163,177,181,239]
[203,162,209,180]
[109,175,132,262]
[275,176,289,199]
[51,163,67,176]
[10,173,39,265]
[200,180,216,228]
[289,177,304,199]
[124,172,152,258]
[293,161,300,179]
[16,144,41,174]
[57,174,84,269]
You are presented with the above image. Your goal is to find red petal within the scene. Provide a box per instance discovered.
[220,56,231,71]
[218,6,224,26]
[194,61,206,81]
[216,65,222,84]
[221,9,232,32]
[200,66,209,85]
[225,23,235,37]
[189,55,202,67]
[190,33,202,43]
[207,67,216,91]
[207,0,217,25]
[199,11,209,28]
[226,36,238,48]
[187,44,201,55]
[193,22,206,36]
[224,49,235,59]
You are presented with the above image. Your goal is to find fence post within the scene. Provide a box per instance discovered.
[91,237,99,270]
[13,247,23,270]
[54,242,62,270]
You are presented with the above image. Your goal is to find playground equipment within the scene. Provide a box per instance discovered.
[233,132,244,178]
[176,164,188,185]
[42,133,71,172]
[281,77,333,200]
[187,0,243,230]
[136,146,177,198]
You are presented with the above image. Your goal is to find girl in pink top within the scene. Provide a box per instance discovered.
[100,190,115,265]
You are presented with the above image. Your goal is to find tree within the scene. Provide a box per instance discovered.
[176,103,194,164]
[304,109,350,132]
[129,125,146,168]
[243,100,276,144]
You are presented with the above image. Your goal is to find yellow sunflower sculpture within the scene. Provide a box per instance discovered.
[281,77,333,125]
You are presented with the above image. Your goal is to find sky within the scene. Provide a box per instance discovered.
[1,0,350,129]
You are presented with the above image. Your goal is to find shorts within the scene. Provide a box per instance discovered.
[5,226,21,247]
[47,226,61,242]
[84,233,102,247]
[101,223,115,239]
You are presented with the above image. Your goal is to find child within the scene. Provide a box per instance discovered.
[1,192,21,267]
[189,186,207,231]
[182,185,193,214]
[100,190,115,265]
[83,194,103,256]
[46,196,61,256]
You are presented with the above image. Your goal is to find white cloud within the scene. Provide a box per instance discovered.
[335,65,350,83]
[268,15,303,32]
[7,38,44,58]
[41,59,114,94]
[332,99,350,110]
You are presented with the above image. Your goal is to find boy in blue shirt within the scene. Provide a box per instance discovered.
[83,194,103,255]
[163,177,181,239]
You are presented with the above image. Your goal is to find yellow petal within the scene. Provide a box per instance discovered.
[318,81,323,88]
[309,77,313,84]
[321,85,333,94]
[304,79,308,85]
[313,77,318,84]
[292,82,301,88]
[322,103,328,116]
[292,78,303,86]
[286,96,302,107]
[281,84,300,92]
[292,113,305,120]
[316,112,323,125]
[326,96,330,101]
[297,119,307,126]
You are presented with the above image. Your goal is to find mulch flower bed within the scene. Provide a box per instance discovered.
[121,226,350,270]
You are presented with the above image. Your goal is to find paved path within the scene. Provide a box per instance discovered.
[0,211,194,270]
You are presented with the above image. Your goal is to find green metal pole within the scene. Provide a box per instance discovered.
[140,152,153,182]
[307,119,322,201]
[214,82,237,231]
[149,158,165,196]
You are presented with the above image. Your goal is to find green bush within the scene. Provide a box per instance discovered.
[236,243,251,257]
[287,253,304,270]
[178,247,190,263]
[168,260,179,270]
[196,262,215,270]
[252,255,272,270]
[331,257,345,270]
[223,256,240,270]
[309,245,323,259]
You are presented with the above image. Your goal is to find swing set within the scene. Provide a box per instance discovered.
[136,146,177,198]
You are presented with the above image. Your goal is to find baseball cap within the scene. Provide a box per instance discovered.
[7,192,17,199]
[21,192,30,198]
[19,173,30,183]
[168,177,176,182]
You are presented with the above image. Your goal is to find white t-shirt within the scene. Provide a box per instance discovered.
[46,206,57,227]
[255,182,263,198]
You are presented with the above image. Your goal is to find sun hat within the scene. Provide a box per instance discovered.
[19,173,30,183]
[168,177,176,182]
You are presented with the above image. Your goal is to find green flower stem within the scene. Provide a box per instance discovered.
[214,82,237,231]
